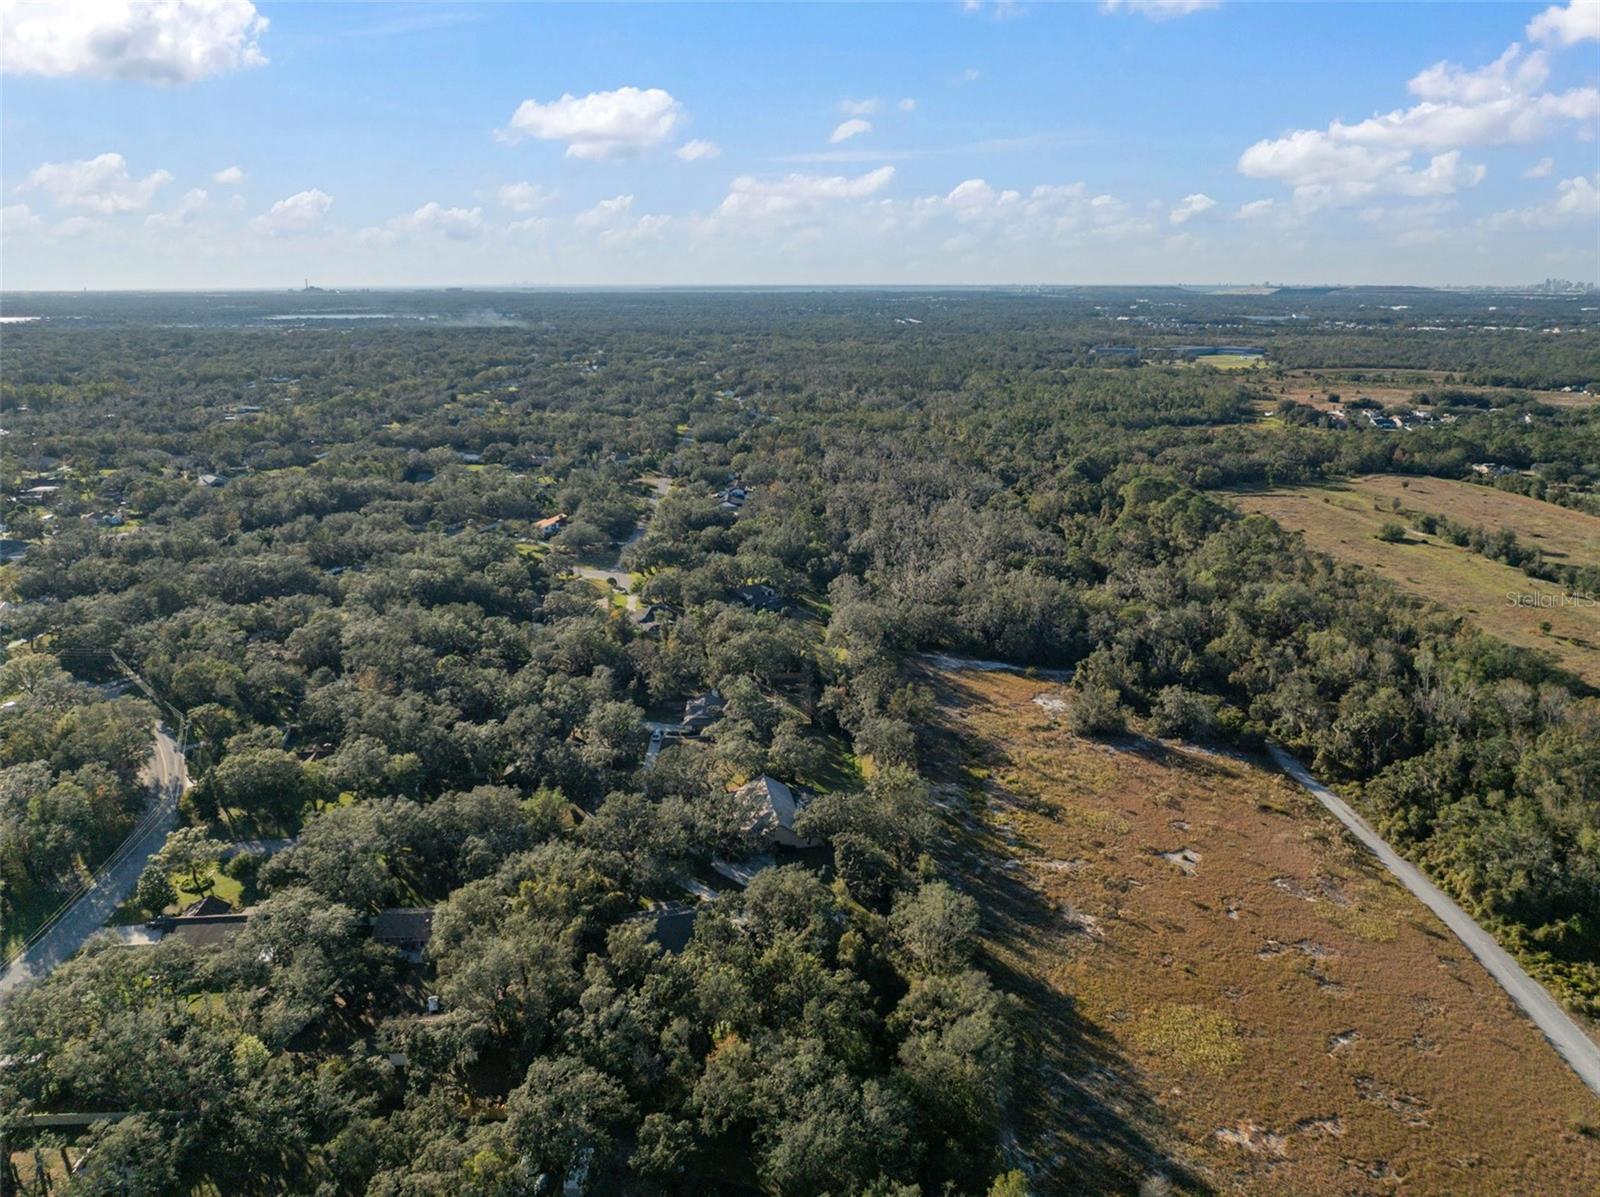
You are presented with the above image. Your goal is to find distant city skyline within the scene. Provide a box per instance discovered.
[1,0,1597,290]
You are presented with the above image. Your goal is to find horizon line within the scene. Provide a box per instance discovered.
[3,281,1596,297]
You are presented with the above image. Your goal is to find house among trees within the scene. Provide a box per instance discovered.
[182,894,233,918]
[633,602,679,637]
[731,583,789,614]
[681,690,724,734]
[629,902,700,955]
[150,898,252,949]
[715,483,749,514]
[535,512,568,538]
[370,908,434,961]
[734,775,818,850]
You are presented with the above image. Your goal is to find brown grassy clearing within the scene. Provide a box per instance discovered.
[926,667,1600,1196]
[1339,474,1600,567]
[1261,370,1597,412]
[1232,480,1600,686]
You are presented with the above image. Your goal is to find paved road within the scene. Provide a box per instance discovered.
[572,564,640,611]
[1268,742,1600,1099]
[570,476,671,615]
[0,727,188,999]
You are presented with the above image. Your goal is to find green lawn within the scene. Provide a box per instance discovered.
[109,867,246,926]
[174,869,244,911]
[799,731,863,794]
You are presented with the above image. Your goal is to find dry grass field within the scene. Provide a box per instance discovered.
[1261,369,1598,412]
[1174,354,1267,372]
[1233,478,1600,686]
[1348,474,1600,566]
[925,666,1600,1196]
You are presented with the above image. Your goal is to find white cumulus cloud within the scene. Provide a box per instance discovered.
[499,86,683,159]
[1525,156,1555,178]
[367,202,485,242]
[251,188,332,235]
[1527,1,1600,46]
[716,166,896,222]
[1169,192,1216,224]
[1236,36,1592,208]
[508,215,549,236]
[839,97,881,116]
[1101,0,1220,19]
[895,178,1154,245]
[898,97,917,112]
[576,194,636,230]
[1408,44,1549,104]
[575,194,669,245]
[52,215,101,239]
[0,0,268,84]
[1397,150,1487,196]
[0,203,43,237]
[147,187,209,228]
[212,165,245,185]
[1318,90,1593,153]
[830,118,873,144]
[676,139,721,162]
[939,178,1023,222]
[497,182,555,212]
[20,153,172,213]
[1488,173,1600,227]
[1236,198,1276,219]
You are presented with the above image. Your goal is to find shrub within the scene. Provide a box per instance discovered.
[1148,686,1219,740]
[1068,685,1126,737]
[223,849,265,889]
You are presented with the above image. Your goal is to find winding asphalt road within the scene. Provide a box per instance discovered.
[0,727,188,999]
[1268,742,1600,1099]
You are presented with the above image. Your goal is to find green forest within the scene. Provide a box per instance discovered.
[1,287,1597,1196]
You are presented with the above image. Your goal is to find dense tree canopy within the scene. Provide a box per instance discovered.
[1,287,1597,1194]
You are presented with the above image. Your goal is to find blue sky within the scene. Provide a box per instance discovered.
[1,0,1596,288]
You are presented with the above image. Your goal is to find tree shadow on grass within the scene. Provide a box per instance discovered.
[921,669,1213,1197]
